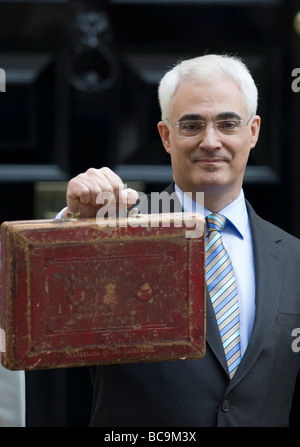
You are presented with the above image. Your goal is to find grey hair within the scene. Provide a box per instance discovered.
[158,54,258,119]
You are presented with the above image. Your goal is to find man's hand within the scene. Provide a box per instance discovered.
[62,167,139,218]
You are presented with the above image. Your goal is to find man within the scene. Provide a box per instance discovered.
[60,54,300,426]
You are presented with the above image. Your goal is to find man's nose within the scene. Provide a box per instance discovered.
[199,124,222,150]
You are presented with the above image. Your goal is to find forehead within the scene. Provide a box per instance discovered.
[170,79,248,120]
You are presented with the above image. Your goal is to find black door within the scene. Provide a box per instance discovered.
[0,0,298,426]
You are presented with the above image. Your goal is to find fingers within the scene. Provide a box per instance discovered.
[67,167,121,204]
[66,167,139,217]
[120,188,139,206]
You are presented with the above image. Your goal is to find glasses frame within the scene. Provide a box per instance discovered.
[165,113,254,138]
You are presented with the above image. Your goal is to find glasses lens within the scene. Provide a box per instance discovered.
[173,117,249,138]
[178,121,205,137]
[216,120,241,135]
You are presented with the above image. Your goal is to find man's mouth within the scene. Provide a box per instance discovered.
[193,157,226,163]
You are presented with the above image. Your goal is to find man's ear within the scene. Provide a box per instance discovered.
[250,115,261,149]
[157,121,172,154]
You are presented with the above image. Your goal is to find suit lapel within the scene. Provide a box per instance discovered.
[157,185,286,380]
[227,203,287,386]
[204,201,287,382]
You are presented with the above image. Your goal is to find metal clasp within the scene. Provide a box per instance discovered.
[65,198,81,221]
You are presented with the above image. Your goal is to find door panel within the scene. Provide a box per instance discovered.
[0,0,298,426]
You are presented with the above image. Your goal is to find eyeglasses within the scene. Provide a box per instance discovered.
[165,114,254,138]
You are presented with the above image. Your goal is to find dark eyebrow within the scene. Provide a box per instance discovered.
[178,114,203,122]
[178,112,242,122]
[216,112,242,121]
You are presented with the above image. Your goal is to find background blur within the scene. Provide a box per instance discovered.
[0,0,300,426]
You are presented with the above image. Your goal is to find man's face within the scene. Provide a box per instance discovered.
[157,79,260,202]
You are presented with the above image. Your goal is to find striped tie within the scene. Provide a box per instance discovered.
[205,214,241,378]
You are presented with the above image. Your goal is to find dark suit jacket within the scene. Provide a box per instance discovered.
[90,183,300,427]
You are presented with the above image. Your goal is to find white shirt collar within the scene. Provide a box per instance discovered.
[174,184,247,239]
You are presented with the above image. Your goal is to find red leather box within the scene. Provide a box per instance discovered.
[0,213,206,370]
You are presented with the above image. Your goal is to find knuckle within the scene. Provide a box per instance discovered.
[99,166,112,175]
[67,177,78,189]
[86,167,99,176]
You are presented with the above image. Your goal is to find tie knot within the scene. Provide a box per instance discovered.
[206,214,227,233]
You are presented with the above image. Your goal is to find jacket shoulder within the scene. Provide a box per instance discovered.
[246,201,300,251]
